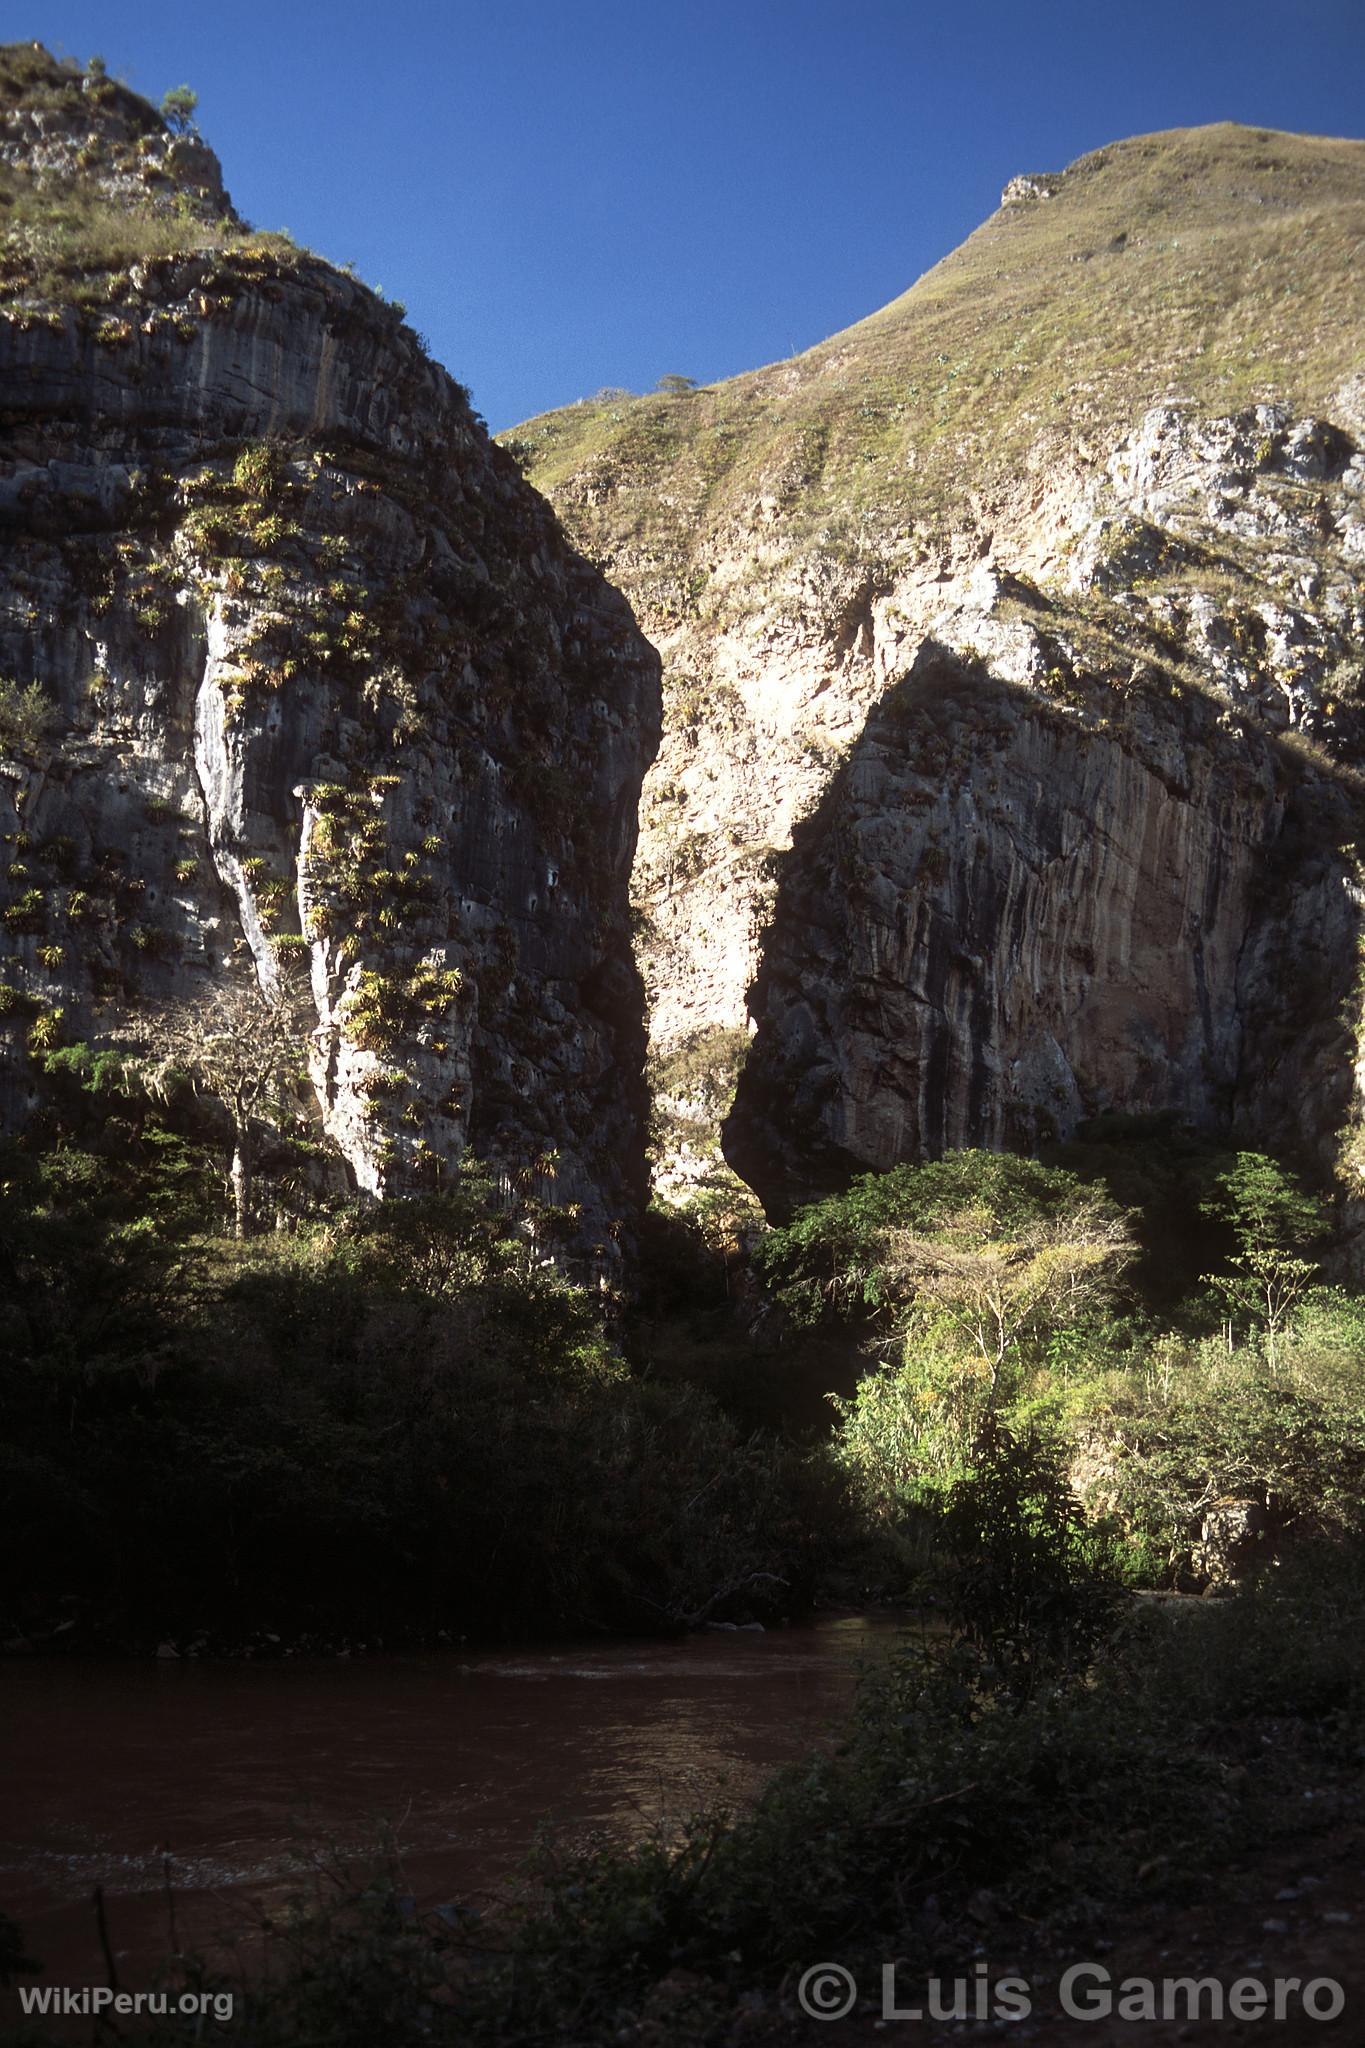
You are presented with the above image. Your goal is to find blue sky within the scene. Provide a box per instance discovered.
[20,1,1365,431]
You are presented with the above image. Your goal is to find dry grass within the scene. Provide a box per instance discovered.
[512,124,1365,577]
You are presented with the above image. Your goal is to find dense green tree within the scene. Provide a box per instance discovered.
[1199,1152,1326,1365]
[754,1150,1130,1334]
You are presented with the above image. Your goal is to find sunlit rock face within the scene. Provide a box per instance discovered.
[0,46,661,1250]
[724,403,1365,1215]
[724,633,1363,1217]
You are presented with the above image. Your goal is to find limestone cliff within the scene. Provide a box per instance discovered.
[512,124,1365,1208]
[0,46,660,1249]
[727,405,1365,1210]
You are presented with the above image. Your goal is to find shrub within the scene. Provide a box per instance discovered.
[159,84,198,135]
[0,679,52,751]
[938,1414,1122,1692]
[1060,1321,1365,1582]
[40,1042,142,1095]
[829,1333,991,1504]
[0,1164,829,1648]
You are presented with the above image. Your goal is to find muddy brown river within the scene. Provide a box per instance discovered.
[0,1616,901,2001]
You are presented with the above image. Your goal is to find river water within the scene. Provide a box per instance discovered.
[1,1616,901,1996]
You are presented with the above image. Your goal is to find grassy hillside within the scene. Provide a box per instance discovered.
[511,124,1365,591]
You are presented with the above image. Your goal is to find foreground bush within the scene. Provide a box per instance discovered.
[804,1144,1365,1590]
[1051,1311,1365,1581]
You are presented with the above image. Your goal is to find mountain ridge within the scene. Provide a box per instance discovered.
[509,120,1365,1213]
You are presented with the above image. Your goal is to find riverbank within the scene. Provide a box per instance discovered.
[0,1616,900,2019]
[9,1547,1360,2046]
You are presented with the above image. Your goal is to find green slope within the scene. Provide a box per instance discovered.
[510,124,1365,598]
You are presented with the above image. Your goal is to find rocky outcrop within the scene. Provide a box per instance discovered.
[725,406,1365,1213]
[0,47,660,1250]
[1190,1497,1276,1590]
[1000,172,1063,206]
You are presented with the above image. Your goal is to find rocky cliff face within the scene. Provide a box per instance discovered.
[0,46,660,1250]
[514,126,1365,1210]
[727,403,1365,1210]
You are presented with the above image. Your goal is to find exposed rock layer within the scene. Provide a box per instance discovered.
[726,404,1365,1211]
[0,49,660,1248]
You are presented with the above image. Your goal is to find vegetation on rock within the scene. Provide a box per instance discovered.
[515,125,1365,548]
